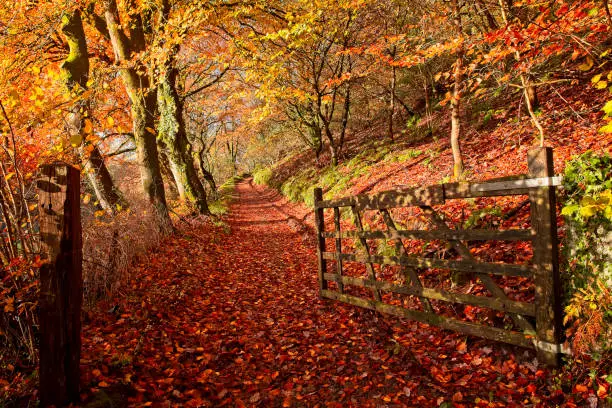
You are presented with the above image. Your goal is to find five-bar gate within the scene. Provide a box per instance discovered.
[314,147,565,366]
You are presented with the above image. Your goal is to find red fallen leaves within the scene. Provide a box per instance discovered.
[71,181,609,407]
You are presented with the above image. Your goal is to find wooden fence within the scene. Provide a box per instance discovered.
[314,147,565,366]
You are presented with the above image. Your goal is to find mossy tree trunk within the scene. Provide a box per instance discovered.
[157,60,210,214]
[60,9,125,213]
[157,147,181,199]
[103,0,172,231]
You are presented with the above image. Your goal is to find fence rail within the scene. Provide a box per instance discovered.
[314,147,564,366]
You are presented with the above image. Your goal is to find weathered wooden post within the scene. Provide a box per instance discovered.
[527,148,563,367]
[314,188,328,295]
[37,164,82,407]
[333,207,344,294]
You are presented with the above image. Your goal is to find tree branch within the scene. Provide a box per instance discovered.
[182,67,229,100]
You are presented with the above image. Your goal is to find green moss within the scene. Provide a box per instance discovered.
[209,175,244,215]
[253,167,273,185]
[281,176,311,202]
[377,240,399,257]
[388,149,423,163]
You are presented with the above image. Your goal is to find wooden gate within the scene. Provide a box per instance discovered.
[313,147,565,366]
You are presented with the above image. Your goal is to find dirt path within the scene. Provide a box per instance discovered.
[81,180,555,407]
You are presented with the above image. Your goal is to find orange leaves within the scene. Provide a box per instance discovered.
[575,383,589,393]
[324,72,352,88]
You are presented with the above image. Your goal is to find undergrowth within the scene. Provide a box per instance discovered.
[209,174,245,217]
[252,167,273,186]
[264,142,428,206]
[561,151,612,357]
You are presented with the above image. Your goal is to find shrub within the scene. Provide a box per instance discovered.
[253,167,273,186]
[0,258,38,365]
[561,151,612,355]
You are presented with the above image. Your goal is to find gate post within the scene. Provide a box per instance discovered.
[314,188,328,295]
[527,148,563,366]
[37,164,82,407]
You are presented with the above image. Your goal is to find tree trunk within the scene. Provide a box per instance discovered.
[310,124,323,160]
[476,0,499,29]
[103,0,171,231]
[525,80,539,111]
[322,121,338,166]
[520,75,545,147]
[157,65,209,214]
[388,65,396,142]
[328,141,338,167]
[337,79,351,159]
[81,145,125,212]
[450,0,465,179]
[157,147,180,198]
[60,9,125,213]
[194,149,218,198]
[604,0,612,29]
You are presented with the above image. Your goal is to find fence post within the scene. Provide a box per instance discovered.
[38,164,82,407]
[527,148,562,367]
[314,188,328,295]
[333,207,344,294]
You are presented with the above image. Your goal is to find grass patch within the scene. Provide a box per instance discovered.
[209,174,244,216]
[387,148,423,163]
[253,167,273,186]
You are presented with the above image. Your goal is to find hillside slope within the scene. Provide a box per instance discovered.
[264,84,610,205]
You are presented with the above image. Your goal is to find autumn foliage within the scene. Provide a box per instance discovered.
[0,0,611,406]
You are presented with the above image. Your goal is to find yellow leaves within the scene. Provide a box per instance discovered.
[70,134,83,147]
[602,100,612,116]
[579,190,612,219]
[7,90,19,108]
[94,210,105,218]
[592,73,608,89]
[563,190,612,220]
[578,56,594,71]
[4,172,15,181]
[592,74,602,84]
[28,87,44,103]
[107,117,115,127]
[599,120,612,134]
[83,194,91,205]
[595,81,608,90]
[46,68,60,81]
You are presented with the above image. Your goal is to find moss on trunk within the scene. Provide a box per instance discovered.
[60,9,126,213]
[157,68,209,214]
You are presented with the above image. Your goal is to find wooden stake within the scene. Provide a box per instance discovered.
[38,164,82,407]
[333,207,344,293]
[528,148,562,367]
[314,188,328,294]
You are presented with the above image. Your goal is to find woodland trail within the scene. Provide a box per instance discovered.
[81,180,556,408]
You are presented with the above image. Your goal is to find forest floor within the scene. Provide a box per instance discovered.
[73,179,588,408]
